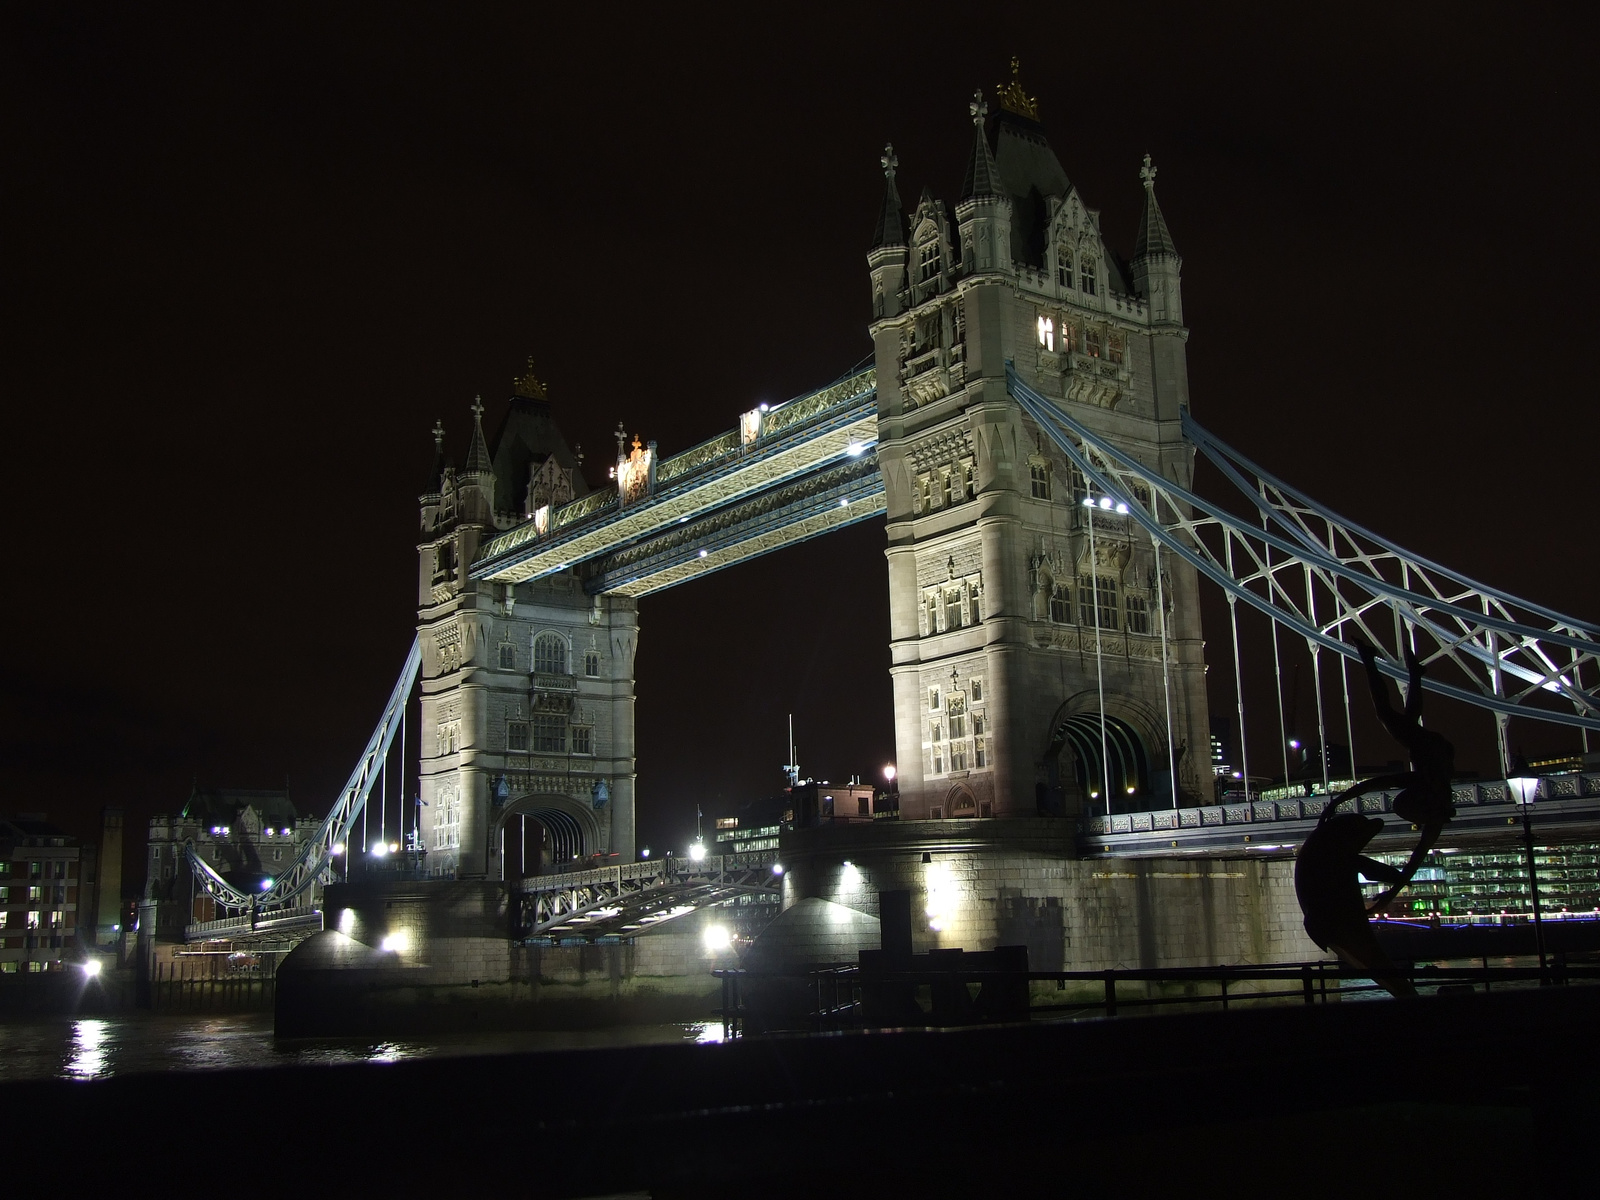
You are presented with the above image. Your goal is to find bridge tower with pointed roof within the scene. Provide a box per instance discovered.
[416,363,638,879]
[871,62,1210,828]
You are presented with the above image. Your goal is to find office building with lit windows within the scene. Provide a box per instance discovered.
[0,814,82,973]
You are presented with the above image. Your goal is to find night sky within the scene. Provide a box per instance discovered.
[5,5,1597,881]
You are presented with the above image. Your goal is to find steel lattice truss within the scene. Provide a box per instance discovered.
[186,637,421,914]
[522,851,780,939]
[1008,366,1600,734]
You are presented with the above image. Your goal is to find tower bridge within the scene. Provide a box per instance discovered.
[187,70,1598,950]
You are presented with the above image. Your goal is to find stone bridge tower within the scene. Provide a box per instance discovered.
[416,364,638,879]
[872,67,1210,827]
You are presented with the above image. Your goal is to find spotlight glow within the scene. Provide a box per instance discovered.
[81,959,102,978]
[380,930,409,954]
[688,841,707,862]
[703,924,732,951]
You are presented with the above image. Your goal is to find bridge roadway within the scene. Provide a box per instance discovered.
[516,850,780,942]
[471,366,883,595]
[1088,770,1600,856]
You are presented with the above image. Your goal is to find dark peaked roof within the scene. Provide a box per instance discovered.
[1134,156,1179,259]
[992,109,1072,268]
[870,142,905,250]
[960,121,1003,201]
[181,786,298,825]
[463,400,493,475]
[487,393,590,517]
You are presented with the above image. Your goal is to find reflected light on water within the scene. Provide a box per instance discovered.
[63,1020,111,1081]
[366,1042,412,1064]
[685,1022,725,1045]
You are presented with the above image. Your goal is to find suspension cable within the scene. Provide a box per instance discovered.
[1086,485,1112,815]
[1153,533,1179,808]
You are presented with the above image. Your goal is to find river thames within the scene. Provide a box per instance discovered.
[0,1013,725,1083]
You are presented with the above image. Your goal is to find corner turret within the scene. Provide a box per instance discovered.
[1131,154,1183,326]
[868,143,908,320]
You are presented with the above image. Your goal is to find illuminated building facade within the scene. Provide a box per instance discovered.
[417,367,638,879]
[0,814,82,973]
[871,66,1210,824]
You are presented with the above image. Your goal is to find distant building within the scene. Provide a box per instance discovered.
[706,780,889,858]
[0,814,82,973]
[146,786,320,939]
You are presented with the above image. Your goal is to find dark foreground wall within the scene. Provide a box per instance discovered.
[10,985,1598,1196]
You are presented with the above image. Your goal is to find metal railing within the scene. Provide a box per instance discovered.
[712,958,1600,1040]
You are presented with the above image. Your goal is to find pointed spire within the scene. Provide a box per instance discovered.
[424,419,446,493]
[512,357,547,400]
[1134,154,1178,260]
[870,142,905,249]
[960,90,1003,201]
[464,397,492,475]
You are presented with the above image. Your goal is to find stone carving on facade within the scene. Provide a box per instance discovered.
[1081,536,1132,579]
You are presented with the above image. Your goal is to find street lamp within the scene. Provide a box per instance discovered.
[1506,754,1549,982]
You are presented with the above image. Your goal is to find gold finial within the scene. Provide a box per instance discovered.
[996,56,1039,121]
[512,357,547,400]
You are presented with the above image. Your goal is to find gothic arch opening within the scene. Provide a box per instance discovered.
[1046,711,1151,816]
[494,794,599,879]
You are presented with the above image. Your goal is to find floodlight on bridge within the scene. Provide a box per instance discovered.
[688,841,707,863]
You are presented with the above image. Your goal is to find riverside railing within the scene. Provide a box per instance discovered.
[712,959,1600,1041]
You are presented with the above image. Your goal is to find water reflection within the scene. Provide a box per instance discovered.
[63,1020,111,1081]
[0,1016,722,1084]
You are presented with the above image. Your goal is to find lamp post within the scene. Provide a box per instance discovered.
[1506,754,1549,982]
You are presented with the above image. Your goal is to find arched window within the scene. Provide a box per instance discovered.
[533,632,567,675]
[1079,256,1097,296]
[1036,315,1055,352]
[918,239,941,282]
[1058,247,1074,288]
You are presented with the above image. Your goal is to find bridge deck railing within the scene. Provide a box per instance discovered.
[518,850,779,897]
[1084,772,1600,837]
[712,958,1600,1040]
[184,905,322,942]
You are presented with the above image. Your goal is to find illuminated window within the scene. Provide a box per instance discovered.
[507,721,529,753]
[28,886,41,903]
[583,651,600,677]
[532,715,566,754]
[918,240,941,282]
[1080,257,1097,295]
[1078,575,1120,630]
[27,911,40,929]
[1126,595,1150,635]
[533,633,567,675]
[1085,327,1101,358]
[716,817,738,830]
[0,912,7,928]
[1036,315,1055,352]
[1058,248,1074,288]
[571,726,593,755]
[947,695,967,740]
[498,643,515,670]
[1030,462,1051,500]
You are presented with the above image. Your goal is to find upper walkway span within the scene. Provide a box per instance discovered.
[470,366,882,596]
